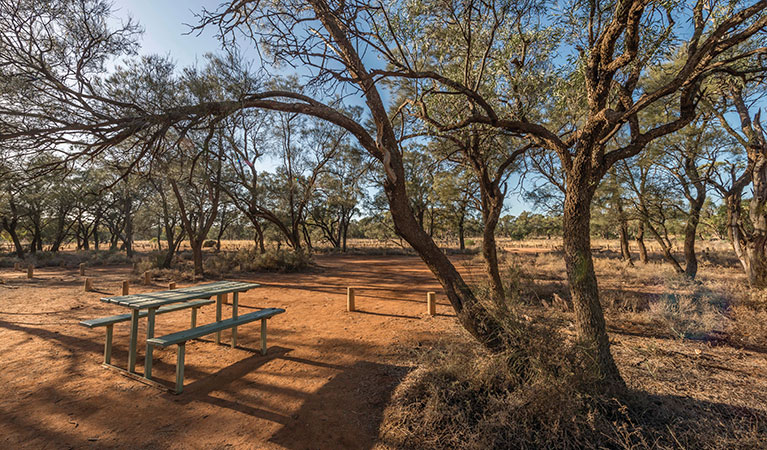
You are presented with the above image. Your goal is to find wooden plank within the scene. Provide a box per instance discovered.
[100,281,260,310]
[147,308,285,347]
[79,299,214,328]
[128,309,139,373]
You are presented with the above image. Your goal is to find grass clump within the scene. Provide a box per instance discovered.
[205,247,314,275]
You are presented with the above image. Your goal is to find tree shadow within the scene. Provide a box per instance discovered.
[267,360,409,450]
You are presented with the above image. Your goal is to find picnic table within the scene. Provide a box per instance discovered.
[100,280,260,379]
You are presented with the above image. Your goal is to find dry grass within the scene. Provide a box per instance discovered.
[377,239,767,449]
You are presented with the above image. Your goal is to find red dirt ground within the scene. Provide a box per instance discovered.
[0,255,463,449]
[3,253,767,449]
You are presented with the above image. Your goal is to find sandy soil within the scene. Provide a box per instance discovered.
[1,253,766,449]
[0,255,466,449]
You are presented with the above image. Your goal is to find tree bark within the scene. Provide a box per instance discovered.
[563,180,622,384]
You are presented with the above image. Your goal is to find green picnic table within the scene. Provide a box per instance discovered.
[99,280,260,379]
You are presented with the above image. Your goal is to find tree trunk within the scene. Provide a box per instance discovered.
[458,215,465,250]
[683,197,704,279]
[123,196,134,258]
[636,221,648,264]
[1,217,24,258]
[616,199,633,266]
[254,222,266,253]
[563,182,622,385]
[727,193,767,288]
[190,239,204,278]
[384,175,508,352]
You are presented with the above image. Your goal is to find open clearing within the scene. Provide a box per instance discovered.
[1,251,766,449]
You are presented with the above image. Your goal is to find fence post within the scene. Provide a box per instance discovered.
[84,278,93,292]
[122,280,129,296]
[427,292,436,316]
[26,265,34,279]
[143,271,151,285]
[347,287,355,312]
[168,281,176,290]
[79,263,86,276]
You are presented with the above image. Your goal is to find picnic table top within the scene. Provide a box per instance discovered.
[101,280,261,310]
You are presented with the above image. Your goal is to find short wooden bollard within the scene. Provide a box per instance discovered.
[79,263,86,276]
[347,287,355,312]
[13,262,20,271]
[122,280,130,296]
[168,281,176,290]
[26,265,34,279]
[143,271,151,285]
[427,292,436,316]
[84,278,93,292]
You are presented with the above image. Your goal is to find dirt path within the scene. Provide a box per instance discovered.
[0,255,464,449]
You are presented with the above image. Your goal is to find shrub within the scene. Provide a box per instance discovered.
[377,330,767,450]
[202,239,217,248]
[204,248,313,275]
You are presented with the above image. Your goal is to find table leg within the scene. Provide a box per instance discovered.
[176,343,186,394]
[231,292,239,348]
[144,307,157,379]
[215,294,222,344]
[260,318,267,355]
[104,324,113,364]
[128,309,139,373]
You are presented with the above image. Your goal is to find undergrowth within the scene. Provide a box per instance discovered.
[377,328,767,450]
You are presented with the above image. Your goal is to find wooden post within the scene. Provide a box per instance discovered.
[175,343,186,394]
[427,292,436,316]
[231,292,239,348]
[122,280,129,296]
[13,262,19,271]
[260,318,267,355]
[104,324,113,365]
[191,307,198,328]
[144,307,156,379]
[128,309,139,373]
[168,281,176,290]
[26,265,33,279]
[84,278,93,292]
[215,294,222,344]
[79,263,86,276]
[347,287,355,312]
[143,271,151,285]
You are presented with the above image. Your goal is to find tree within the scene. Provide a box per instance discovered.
[3,0,767,387]
[709,83,767,287]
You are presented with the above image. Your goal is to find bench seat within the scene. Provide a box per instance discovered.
[147,308,284,347]
[147,308,285,393]
[79,299,215,328]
